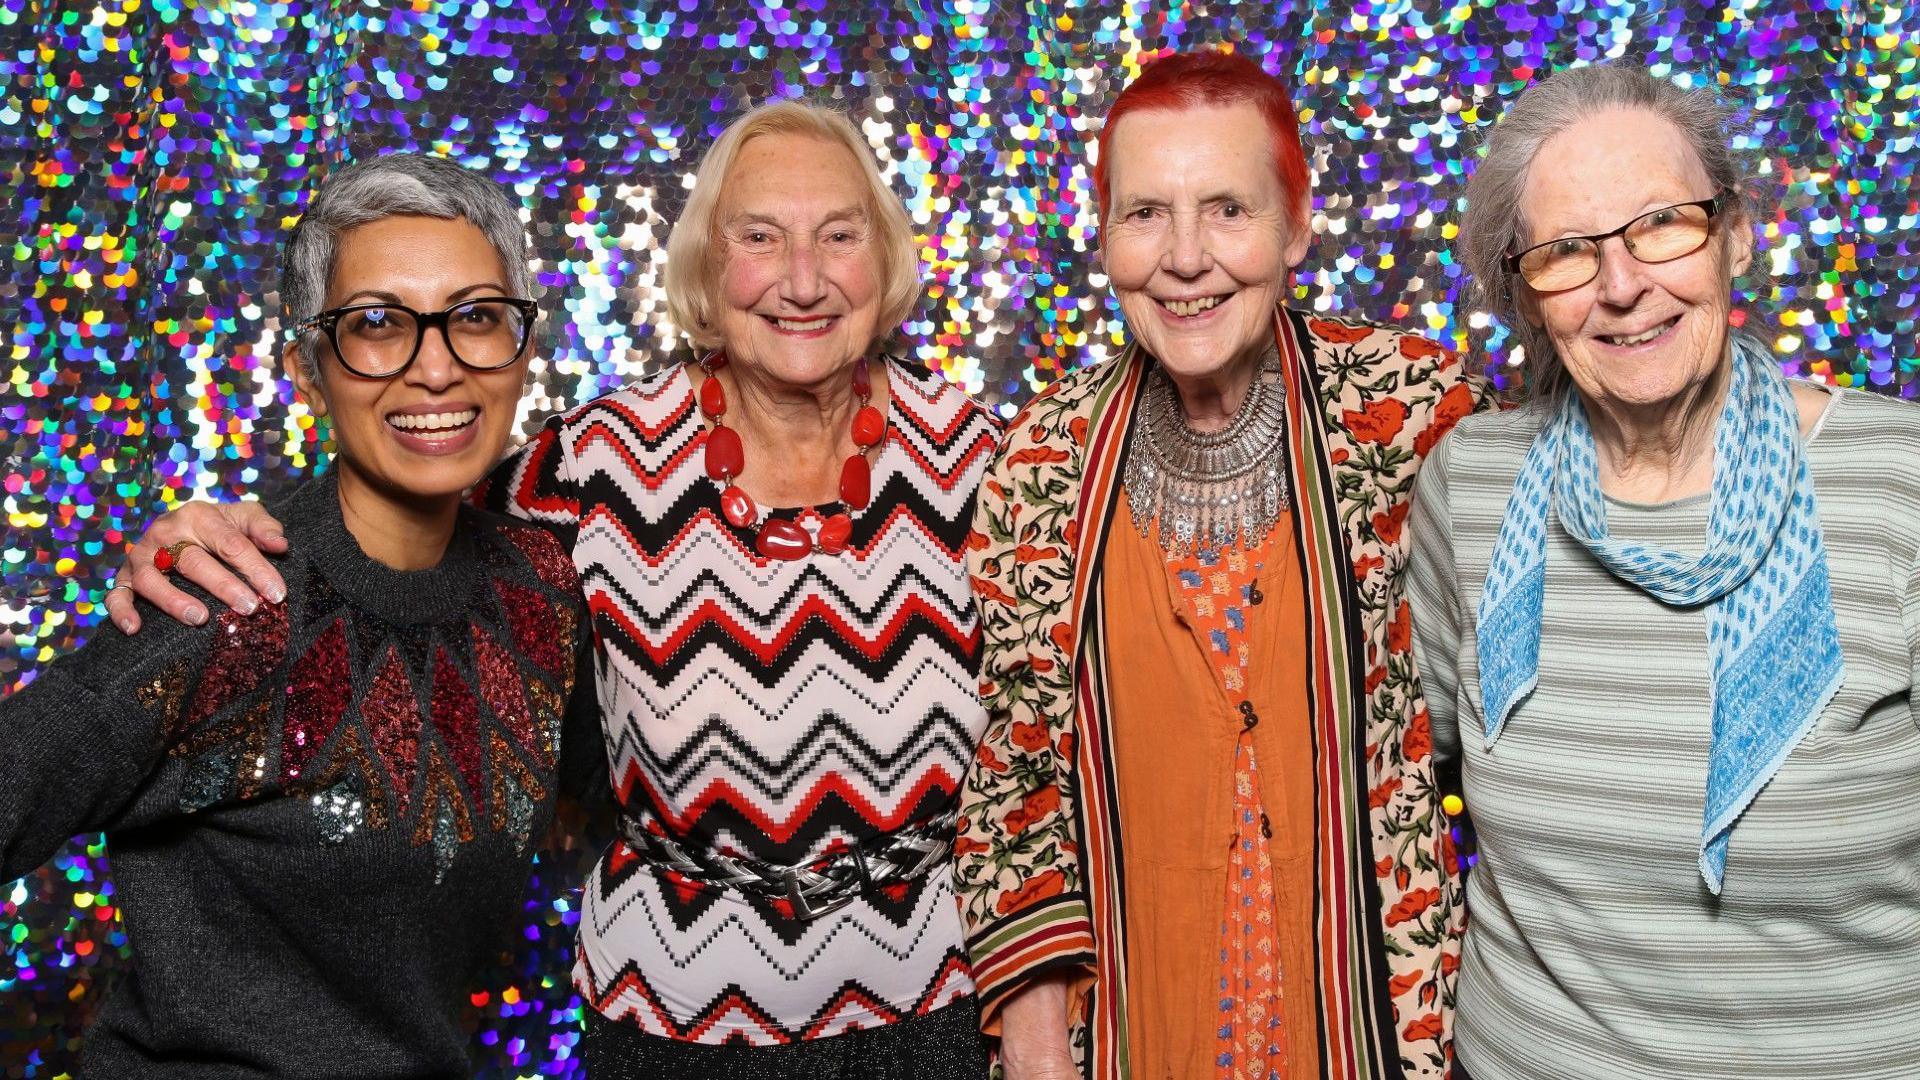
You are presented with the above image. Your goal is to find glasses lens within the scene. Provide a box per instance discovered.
[1518,238,1599,292]
[1625,203,1712,263]
[444,300,528,370]
[335,306,420,377]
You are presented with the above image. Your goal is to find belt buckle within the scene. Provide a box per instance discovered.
[782,850,868,921]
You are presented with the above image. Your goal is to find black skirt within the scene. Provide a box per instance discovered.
[581,997,991,1080]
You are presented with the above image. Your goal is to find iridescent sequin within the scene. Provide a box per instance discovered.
[6,2,1908,1072]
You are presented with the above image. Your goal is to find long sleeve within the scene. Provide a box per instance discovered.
[1406,431,1464,763]
[557,626,609,808]
[0,607,205,882]
[953,387,1100,1031]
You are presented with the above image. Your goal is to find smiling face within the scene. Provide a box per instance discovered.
[1518,106,1752,413]
[1101,101,1310,385]
[710,131,884,392]
[284,214,531,508]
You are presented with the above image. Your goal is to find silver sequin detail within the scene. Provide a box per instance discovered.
[503,775,536,853]
[1125,349,1291,554]
[430,797,460,884]
[180,751,236,813]
[310,781,365,844]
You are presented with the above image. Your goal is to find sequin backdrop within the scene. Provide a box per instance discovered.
[2,0,1914,1073]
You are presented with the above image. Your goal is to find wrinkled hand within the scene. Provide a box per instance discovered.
[106,500,289,633]
[998,978,1079,1080]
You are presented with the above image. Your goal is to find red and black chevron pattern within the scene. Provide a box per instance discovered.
[483,359,999,1044]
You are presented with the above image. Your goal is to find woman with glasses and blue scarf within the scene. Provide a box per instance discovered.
[1406,62,1920,1080]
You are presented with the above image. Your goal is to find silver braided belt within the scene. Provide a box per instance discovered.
[617,809,959,920]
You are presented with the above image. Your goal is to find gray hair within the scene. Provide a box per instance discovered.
[283,152,533,378]
[1458,63,1760,404]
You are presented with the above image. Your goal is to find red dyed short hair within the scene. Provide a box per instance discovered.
[1091,48,1311,230]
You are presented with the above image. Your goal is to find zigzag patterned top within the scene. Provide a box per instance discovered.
[483,358,999,1045]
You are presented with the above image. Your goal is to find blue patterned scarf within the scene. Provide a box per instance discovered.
[1476,336,1843,894]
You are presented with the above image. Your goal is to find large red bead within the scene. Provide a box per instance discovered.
[851,358,871,397]
[839,454,872,510]
[704,425,743,481]
[699,376,726,419]
[720,485,758,528]
[815,513,853,555]
[851,405,885,448]
[755,518,811,561]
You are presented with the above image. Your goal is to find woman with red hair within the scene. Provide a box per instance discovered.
[955,48,1485,1079]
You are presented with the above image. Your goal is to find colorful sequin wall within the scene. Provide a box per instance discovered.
[2,0,1914,1074]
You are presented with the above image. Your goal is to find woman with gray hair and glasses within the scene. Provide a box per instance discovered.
[1406,62,1920,1080]
[0,152,604,1076]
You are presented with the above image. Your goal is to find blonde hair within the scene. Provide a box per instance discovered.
[664,100,922,352]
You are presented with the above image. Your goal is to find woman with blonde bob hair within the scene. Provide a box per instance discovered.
[106,99,1002,1078]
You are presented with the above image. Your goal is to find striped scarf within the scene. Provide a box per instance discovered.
[1476,336,1844,893]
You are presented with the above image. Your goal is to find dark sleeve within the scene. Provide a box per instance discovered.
[0,608,207,881]
[556,626,609,808]
[471,415,580,550]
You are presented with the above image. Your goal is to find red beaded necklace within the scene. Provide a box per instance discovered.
[697,353,886,561]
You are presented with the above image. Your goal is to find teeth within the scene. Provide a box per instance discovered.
[1602,319,1675,347]
[388,409,477,435]
[774,317,832,332]
[1162,295,1225,317]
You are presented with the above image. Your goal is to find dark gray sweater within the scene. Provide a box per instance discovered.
[0,472,604,1078]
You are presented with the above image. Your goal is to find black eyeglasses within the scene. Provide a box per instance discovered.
[293,297,538,379]
[1504,195,1724,292]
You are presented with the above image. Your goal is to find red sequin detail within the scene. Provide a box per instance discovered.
[361,646,422,817]
[188,602,290,724]
[431,646,485,812]
[494,577,564,676]
[282,620,351,784]
[472,624,544,766]
[497,524,578,595]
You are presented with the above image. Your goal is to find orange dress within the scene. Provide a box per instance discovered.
[1102,495,1319,1080]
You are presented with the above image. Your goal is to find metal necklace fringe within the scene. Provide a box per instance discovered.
[1125,349,1292,555]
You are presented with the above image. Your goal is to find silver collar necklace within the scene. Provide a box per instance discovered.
[1124,348,1292,554]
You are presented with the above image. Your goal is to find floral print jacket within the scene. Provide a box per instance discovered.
[956,306,1490,1079]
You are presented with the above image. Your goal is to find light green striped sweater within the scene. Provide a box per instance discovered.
[1407,388,1920,1080]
